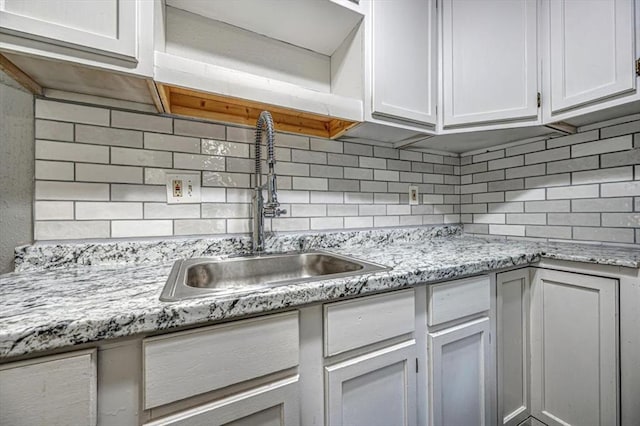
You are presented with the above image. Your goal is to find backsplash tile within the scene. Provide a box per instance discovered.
[462,117,640,245]
[33,99,459,240]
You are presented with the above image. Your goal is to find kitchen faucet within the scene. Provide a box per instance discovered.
[252,111,286,253]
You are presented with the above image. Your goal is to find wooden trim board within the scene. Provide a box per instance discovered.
[0,53,43,95]
[156,83,359,139]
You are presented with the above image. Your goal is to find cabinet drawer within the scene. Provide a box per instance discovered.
[0,349,97,426]
[143,311,299,409]
[428,276,490,326]
[324,289,415,357]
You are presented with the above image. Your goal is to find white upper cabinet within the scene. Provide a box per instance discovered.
[0,0,153,74]
[441,0,539,128]
[369,0,437,127]
[544,0,637,117]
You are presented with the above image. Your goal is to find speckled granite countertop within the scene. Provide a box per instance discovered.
[1,227,638,358]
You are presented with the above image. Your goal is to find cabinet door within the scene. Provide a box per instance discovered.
[0,0,136,61]
[144,376,300,426]
[371,0,437,126]
[442,0,539,127]
[547,0,635,114]
[497,269,531,426]
[530,269,618,426]
[429,317,491,426]
[0,349,97,426]
[325,340,417,426]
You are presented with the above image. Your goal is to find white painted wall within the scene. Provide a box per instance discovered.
[0,70,34,273]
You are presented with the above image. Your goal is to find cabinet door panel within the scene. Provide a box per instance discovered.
[497,269,530,426]
[442,0,538,127]
[144,376,299,426]
[0,0,136,60]
[0,349,97,426]
[429,317,491,426]
[326,340,417,426]
[548,0,635,113]
[371,0,436,126]
[530,269,618,426]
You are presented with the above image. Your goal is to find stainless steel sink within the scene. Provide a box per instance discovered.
[160,251,390,301]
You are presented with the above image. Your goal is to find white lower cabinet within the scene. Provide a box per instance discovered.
[325,340,417,426]
[497,269,531,426]
[0,349,97,426]
[428,317,492,426]
[530,268,618,426]
[144,376,300,426]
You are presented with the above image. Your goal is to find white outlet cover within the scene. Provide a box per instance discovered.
[409,185,419,205]
[166,173,201,204]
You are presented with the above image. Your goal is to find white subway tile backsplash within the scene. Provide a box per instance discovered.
[526,147,569,165]
[292,149,327,164]
[36,140,109,164]
[311,217,343,230]
[374,193,399,204]
[386,205,411,215]
[344,142,373,157]
[202,139,249,158]
[36,181,109,201]
[360,156,386,169]
[35,201,74,220]
[360,181,386,192]
[175,219,226,235]
[572,227,634,243]
[35,120,73,141]
[311,138,343,153]
[572,135,633,157]
[488,202,524,213]
[311,165,343,178]
[600,147,640,168]
[226,188,253,203]
[400,215,423,226]
[600,120,640,139]
[423,153,444,164]
[111,147,172,168]
[174,120,225,139]
[344,216,373,228]
[506,164,546,179]
[75,125,142,148]
[488,155,523,170]
[546,156,599,174]
[76,163,142,184]
[474,213,505,224]
[525,200,570,212]
[601,213,640,228]
[548,213,600,226]
[525,174,570,189]
[144,203,200,219]
[601,181,640,197]
[76,202,142,220]
[546,185,599,199]
[359,204,387,216]
[111,184,166,202]
[506,140,546,156]
[374,170,399,182]
[473,150,504,163]
[489,224,525,236]
[505,188,546,202]
[203,172,251,188]
[111,111,172,133]
[111,220,173,238]
[291,204,327,217]
[572,198,632,212]
[572,167,633,185]
[226,219,250,233]
[526,225,572,239]
[329,153,359,167]
[327,205,358,216]
[173,153,225,171]
[35,221,110,240]
[271,217,309,231]
[35,160,74,181]
[292,177,328,191]
[36,99,109,126]
[506,213,546,225]
[144,133,200,153]
[344,167,373,180]
[202,203,250,218]
[546,130,599,149]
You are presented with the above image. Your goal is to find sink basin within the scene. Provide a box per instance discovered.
[160,251,390,301]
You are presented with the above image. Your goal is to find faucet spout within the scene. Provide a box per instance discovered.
[252,111,286,253]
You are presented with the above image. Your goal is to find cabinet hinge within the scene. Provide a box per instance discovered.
[537,92,541,108]
[416,358,419,373]
[636,58,640,77]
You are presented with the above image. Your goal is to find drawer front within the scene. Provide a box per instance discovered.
[143,311,299,409]
[0,349,97,426]
[428,275,490,326]
[324,289,415,357]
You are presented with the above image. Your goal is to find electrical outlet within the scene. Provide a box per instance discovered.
[409,185,419,205]
[166,173,201,204]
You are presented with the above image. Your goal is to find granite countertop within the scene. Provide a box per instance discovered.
[1,227,638,359]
